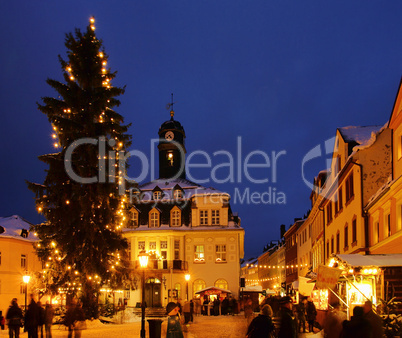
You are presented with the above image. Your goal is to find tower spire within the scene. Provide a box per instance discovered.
[167,93,176,120]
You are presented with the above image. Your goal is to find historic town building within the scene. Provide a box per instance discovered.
[123,109,244,308]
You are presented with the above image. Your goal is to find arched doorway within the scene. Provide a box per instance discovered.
[145,277,162,307]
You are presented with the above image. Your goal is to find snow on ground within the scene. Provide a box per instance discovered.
[11,314,323,337]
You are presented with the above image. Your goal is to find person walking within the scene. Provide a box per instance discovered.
[323,302,346,338]
[277,296,297,338]
[6,298,23,338]
[246,304,275,338]
[44,301,54,338]
[189,300,194,322]
[341,306,372,338]
[306,297,317,333]
[296,298,307,333]
[37,301,45,338]
[65,299,85,338]
[24,296,40,338]
[363,300,383,338]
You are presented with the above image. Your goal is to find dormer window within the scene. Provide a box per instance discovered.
[129,208,139,228]
[149,209,160,228]
[170,206,181,227]
[174,189,183,199]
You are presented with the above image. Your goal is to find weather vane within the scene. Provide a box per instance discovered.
[166,93,177,118]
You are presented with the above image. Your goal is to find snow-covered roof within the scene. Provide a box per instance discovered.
[0,215,37,241]
[195,286,232,294]
[242,285,263,292]
[338,125,386,151]
[335,254,402,267]
[136,178,229,201]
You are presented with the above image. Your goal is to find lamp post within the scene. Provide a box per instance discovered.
[23,274,31,311]
[185,274,190,301]
[138,250,149,338]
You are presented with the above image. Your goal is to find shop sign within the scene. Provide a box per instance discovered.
[316,265,342,290]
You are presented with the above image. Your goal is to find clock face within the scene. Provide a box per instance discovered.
[165,131,174,141]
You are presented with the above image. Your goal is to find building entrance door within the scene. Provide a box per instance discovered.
[145,277,162,307]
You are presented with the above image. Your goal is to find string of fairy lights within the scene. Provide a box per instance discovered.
[35,17,129,292]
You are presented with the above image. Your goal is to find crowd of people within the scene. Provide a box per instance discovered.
[245,295,385,338]
[3,295,86,338]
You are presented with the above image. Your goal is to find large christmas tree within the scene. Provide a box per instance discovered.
[27,18,132,317]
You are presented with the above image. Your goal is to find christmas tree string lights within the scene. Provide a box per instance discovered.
[27,17,132,316]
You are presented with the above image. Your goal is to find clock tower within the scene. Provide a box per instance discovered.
[158,108,186,179]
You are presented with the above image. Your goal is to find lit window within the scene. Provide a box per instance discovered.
[167,152,174,166]
[149,210,160,228]
[161,241,168,249]
[194,245,205,262]
[200,210,208,225]
[174,283,181,299]
[352,219,357,243]
[212,210,220,225]
[149,242,156,250]
[344,225,348,248]
[174,189,183,199]
[193,279,206,296]
[215,245,226,262]
[130,209,138,228]
[171,207,181,227]
[138,241,145,250]
[21,255,26,269]
[345,174,354,202]
[174,240,180,260]
[214,279,228,290]
[153,191,162,200]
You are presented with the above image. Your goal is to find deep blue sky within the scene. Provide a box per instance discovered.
[1,1,402,258]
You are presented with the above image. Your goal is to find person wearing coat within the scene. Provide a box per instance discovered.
[24,298,40,338]
[246,304,275,338]
[306,298,317,333]
[278,296,297,338]
[44,301,54,338]
[6,298,23,338]
[363,300,383,338]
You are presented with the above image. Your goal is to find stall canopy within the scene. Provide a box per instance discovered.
[293,276,316,296]
[335,254,402,267]
[195,286,232,295]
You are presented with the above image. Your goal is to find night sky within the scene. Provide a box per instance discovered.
[1,1,402,259]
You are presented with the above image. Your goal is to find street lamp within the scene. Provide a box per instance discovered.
[138,250,149,338]
[185,274,190,301]
[23,274,31,311]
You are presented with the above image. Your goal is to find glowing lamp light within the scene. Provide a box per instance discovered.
[138,250,149,268]
[23,275,31,284]
[90,17,95,24]
[185,274,190,282]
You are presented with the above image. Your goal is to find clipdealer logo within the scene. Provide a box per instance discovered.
[63,136,334,205]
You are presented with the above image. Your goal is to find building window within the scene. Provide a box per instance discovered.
[173,189,183,199]
[149,242,156,250]
[161,241,168,250]
[174,240,180,260]
[130,209,138,228]
[193,279,206,297]
[331,237,334,254]
[336,232,340,253]
[149,209,160,228]
[138,241,145,250]
[194,245,205,262]
[170,208,181,227]
[153,191,162,200]
[352,219,357,244]
[375,221,380,244]
[215,245,226,262]
[338,187,343,211]
[167,152,174,166]
[128,240,131,261]
[200,210,208,226]
[214,279,228,290]
[326,241,329,259]
[326,203,333,224]
[345,174,354,202]
[21,255,26,269]
[386,213,391,237]
[344,225,348,249]
[212,210,220,225]
[174,283,181,299]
